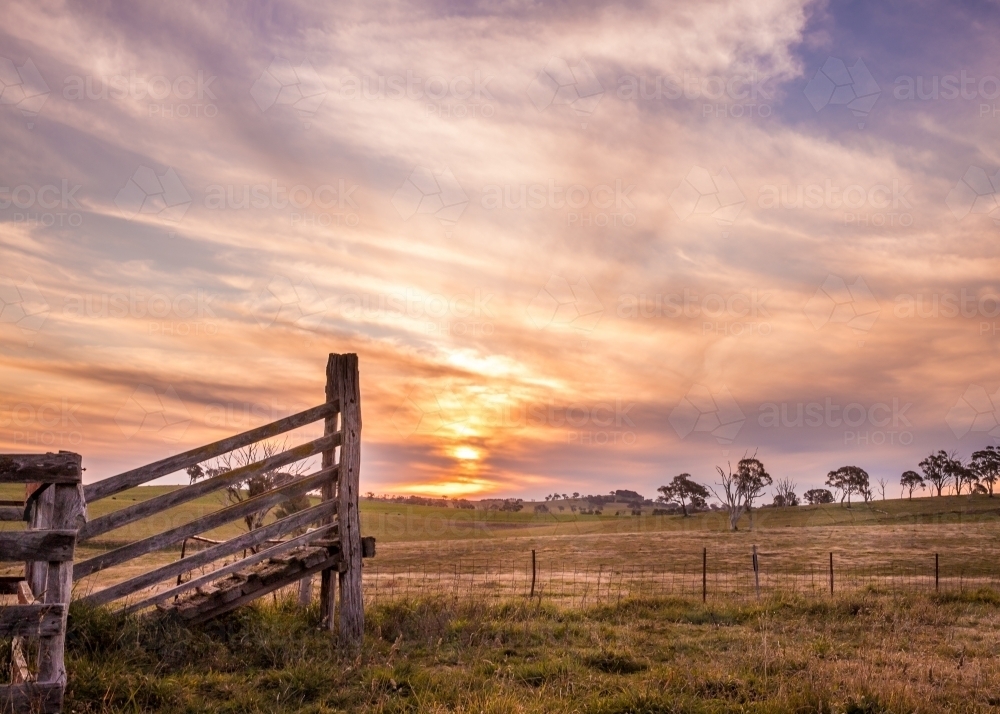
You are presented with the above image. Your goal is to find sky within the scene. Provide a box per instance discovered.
[1,0,999,500]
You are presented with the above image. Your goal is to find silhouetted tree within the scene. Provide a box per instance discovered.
[803,488,834,505]
[971,446,1000,497]
[736,456,771,529]
[657,473,710,517]
[900,470,924,499]
[825,466,869,505]
[919,450,951,496]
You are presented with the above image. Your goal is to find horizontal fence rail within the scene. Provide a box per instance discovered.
[74,465,339,580]
[68,353,367,651]
[83,401,339,503]
[79,500,339,608]
[79,432,342,541]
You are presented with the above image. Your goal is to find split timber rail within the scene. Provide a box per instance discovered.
[1,353,371,713]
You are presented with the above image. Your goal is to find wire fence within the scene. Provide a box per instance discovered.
[360,551,1000,607]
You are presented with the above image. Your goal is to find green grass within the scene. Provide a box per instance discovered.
[61,589,1000,713]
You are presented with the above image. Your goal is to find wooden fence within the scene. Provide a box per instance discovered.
[0,452,85,713]
[1,353,371,713]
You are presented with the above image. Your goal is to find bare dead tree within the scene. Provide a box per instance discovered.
[710,462,746,531]
[773,477,799,507]
[187,439,311,550]
[876,476,889,501]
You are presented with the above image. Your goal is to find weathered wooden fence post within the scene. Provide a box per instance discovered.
[1,451,84,713]
[319,357,341,630]
[752,545,760,600]
[37,474,86,685]
[330,353,364,646]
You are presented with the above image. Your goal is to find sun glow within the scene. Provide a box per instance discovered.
[453,446,480,461]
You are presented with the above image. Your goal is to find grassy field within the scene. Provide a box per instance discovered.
[50,589,1000,713]
[3,488,1000,711]
[3,487,1000,601]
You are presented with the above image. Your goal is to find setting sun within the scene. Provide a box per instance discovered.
[452,446,481,461]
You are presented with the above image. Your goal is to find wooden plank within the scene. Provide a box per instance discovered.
[0,452,81,484]
[78,499,338,607]
[37,483,84,685]
[74,466,337,580]
[123,524,338,613]
[0,682,64,713]
[0,531,75,562]
[320,358,339,630]
[25,481,54,597]
[11,562,33,685]
[187,550,345,625]
[80,431,341,541]
[0,604,65,638]
[0,506,23,520]
[85,401,339,503]
[331,353,364,645]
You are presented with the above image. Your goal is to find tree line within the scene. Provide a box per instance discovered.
[656,446,1000,531]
